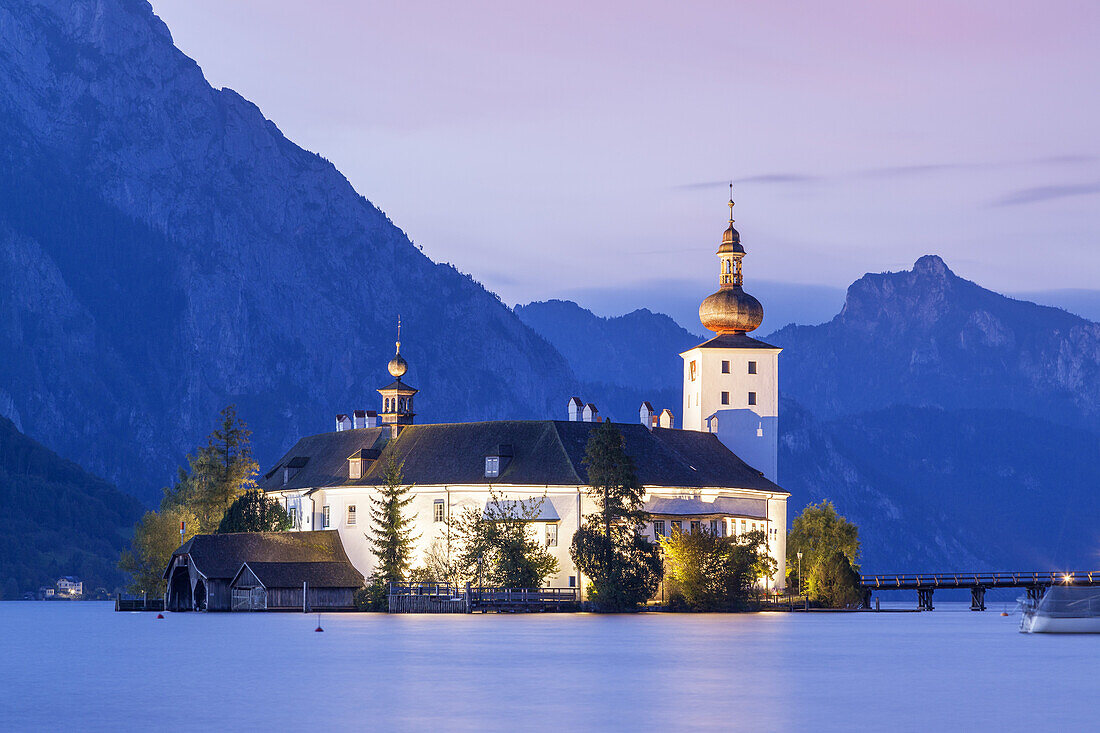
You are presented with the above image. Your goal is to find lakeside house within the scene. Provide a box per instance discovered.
[258,200,790,599]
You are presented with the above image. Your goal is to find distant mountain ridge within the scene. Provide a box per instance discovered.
[0,415,143,596]
[770,255,1100,432]
[0,0,576,502]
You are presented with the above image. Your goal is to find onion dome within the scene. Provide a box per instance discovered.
[698,187,764,334]
[387,348,408,379]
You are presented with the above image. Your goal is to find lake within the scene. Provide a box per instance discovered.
[1,601,1094,731]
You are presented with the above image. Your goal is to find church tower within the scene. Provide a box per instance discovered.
[378,322,417,428]
[680,189,781,483]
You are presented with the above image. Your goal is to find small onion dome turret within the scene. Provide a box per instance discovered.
[388,344,408,379]
[718,221,744,255]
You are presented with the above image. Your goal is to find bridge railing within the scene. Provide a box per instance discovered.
[860,571,1100,589]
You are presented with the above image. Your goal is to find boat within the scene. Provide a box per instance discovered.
[1020,585,1100,633]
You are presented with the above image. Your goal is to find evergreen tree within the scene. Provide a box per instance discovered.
[367,457,418,587]
[570,421,663,611]
[217,489,291,533]
[120,406,258,592]
[809,550,863,608]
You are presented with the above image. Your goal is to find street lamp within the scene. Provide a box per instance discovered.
[796,551,803,598]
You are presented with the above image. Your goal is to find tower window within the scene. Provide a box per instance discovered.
[689,360,697,381]
[433,499,445,523]
[748,361,757,374]
[748,392,757,406]
[721,392,729,405]
[721,360,730,374]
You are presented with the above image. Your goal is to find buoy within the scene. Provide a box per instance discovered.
[1001,612,1009,617]
[314,613,323,632]
[156,613,164,619]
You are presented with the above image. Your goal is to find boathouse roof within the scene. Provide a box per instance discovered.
[163,530,353,580]
[231,561,363,590]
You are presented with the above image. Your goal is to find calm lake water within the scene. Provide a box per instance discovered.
[1,601,1094,731]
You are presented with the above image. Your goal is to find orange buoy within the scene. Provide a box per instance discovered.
[156,613,164,619]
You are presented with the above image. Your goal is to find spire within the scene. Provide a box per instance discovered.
[387,316,408,379]
[395,315,401,354]
[698,187,762,334]
[728,181,735,224]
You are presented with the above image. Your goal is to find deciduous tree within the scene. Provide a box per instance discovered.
[450,488,559,588]
[660,528,776,611]
[787,500,861,601]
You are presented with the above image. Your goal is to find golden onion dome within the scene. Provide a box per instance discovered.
[699,285,763,334]
[387,344,408,378]
[718,222,744,255]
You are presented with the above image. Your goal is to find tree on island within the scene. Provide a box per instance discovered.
[119,405,258,594]
[358,457,419,609]
[660,528,776,611]
[787,500,861,606]
[570,420,663,611]
[448,487,559,588]
[217,489,291,533]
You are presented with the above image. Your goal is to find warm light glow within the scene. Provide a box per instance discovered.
[1062,573,1073,584]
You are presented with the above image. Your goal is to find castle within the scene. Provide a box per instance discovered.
[260,195,788,593]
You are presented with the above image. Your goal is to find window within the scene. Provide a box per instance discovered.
[569,576,576,588]
[288,507,297,527]
[748,391,757,406]
[689,360,697,381]
[346,505,357,525]
[433,499,445,523]
[740,519,747,534]
[653,520,665,538]
[710,519,719,535]
[322,505,331,528]
[721,391,730,405]
[546,523,558,547]
[485,456,500,478]
[672,520,682,533]
[721,360,730,374]
[748,361,757,374]
[349,458,362,480]
[690,520,701,534]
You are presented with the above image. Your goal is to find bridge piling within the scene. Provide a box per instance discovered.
[917,588,934,611]
[970,586,986,611]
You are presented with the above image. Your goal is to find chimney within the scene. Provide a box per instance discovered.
[567,397,583,422]
[659,409,675,429]
[335,414,352,432]
[364,410,379,428]
[639,402,654,429]
[352,410,367,429]
[583,403,599,423]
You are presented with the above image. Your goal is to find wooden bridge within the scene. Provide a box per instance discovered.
[859,571,1100,611]
[387,582,578,614]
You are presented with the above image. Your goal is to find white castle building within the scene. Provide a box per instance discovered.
[261,196,789,594]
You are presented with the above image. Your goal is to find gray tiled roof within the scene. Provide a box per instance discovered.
[234,561,363,589]
[164,530,353,580]
[258,421,785,494]
[687,333,780,350]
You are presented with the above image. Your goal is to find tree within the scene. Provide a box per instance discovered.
[570,421,663,611]
[119,406,258,592]
[449,488,559,588]
[217,489,291,533]
[809,551,863,608]
[367,457,418,587]
[787,500,861,600]
[119,506,198,595]
[660,528,776,611]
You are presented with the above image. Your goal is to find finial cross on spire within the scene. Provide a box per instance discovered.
[396,315,401,353]
[728,181,735,223]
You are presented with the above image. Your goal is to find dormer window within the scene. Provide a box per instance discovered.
[484,444,513,478]
[349,458,362,480]
[347,448,380,481]
[485,456,499,478]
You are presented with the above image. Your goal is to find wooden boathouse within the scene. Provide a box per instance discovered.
[230,561,362,611]
[162,530,357,612]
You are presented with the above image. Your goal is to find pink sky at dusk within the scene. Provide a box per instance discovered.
[151,0,1100,320]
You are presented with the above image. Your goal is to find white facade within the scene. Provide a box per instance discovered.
[270,482,788,594]
[681,343,781,485]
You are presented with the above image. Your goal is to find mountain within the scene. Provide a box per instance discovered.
[514,300,697,420]
[0,0,575,502]
[770,255,1100,432]
[0,415,144,596]
[780,400,1100,571]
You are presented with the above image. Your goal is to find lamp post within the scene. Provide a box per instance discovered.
[797,551,803,598]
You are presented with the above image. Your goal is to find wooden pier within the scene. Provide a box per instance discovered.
[859,571,1100,611]
[387,582,578,614]
[115,593,165,612]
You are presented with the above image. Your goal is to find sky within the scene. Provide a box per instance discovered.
[151,1,1100,328]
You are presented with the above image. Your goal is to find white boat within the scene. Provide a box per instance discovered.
[1020,585,1100,633]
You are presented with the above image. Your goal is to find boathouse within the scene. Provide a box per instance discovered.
[163,530,357,611]
[229,561,362,611]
